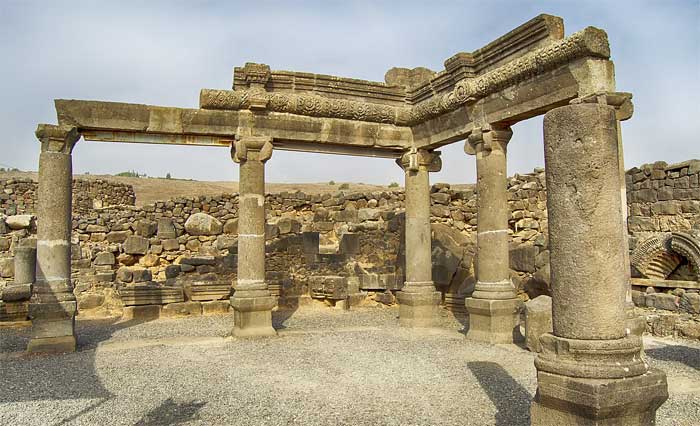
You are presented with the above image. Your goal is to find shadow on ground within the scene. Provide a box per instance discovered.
[468,361,531,426]
[646,344,700,370]
[134,398,207,426]
[0,316,156,404]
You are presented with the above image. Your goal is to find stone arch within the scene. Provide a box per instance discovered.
[631,232,700,281]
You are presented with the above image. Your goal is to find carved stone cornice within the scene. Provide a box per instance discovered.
[231,136,273,164]
[396,148,442,173]
[201,27,610,127]
[35,124,80,154]
[464,124,513,156]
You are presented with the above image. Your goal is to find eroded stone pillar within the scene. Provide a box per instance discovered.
[464,125,522,343]
[396,149,442,327]
[27,124,80,353]
[230,136,276,337]
[531,103,667,425]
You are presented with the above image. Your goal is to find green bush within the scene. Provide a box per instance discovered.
[166,173,172,179]
[116,170,141,178]
[388,182,400,188]
[328,180,336,185]
[339,183,350,190]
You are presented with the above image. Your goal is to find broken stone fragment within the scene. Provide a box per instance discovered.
[184,213,222,236]
[5,214,33,230]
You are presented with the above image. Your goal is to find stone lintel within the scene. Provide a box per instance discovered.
[56,100,410,155]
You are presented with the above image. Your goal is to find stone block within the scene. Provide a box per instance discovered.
[156,218,177,239]
[121,305,161,321]
[162,238,180,251]
[525,295,552,353]
[95,271,115,283]
[215,234,237,251]
[1,284,32,302]
[302,232,320,254]
[397,291,441,327]
[119,286,184,306]
[277,217,301,234]
[335,208,358,223]
[180,256,216,266]
[223,218,238,234]
[161,301,202,318]
[202,300,231,315]
[185,213,223,236]
[339,233,360,255]
[77,293,105,310]
[5,214,33,230]
[0,257,14,278]
[164,264,180,279]
[0,300,29,321]
[185,281,231,301]
[358,208,380,221]
[631,289,646,307]
[94,252,115,266]
[131,268,152,283]
[116,266,133,283]
[650,293,678,311]
[106,230,131,243]
[465,297,523,344]
[117,253,137,266]
[375,290,395,305]
[510,244,538,273]
[136,220,157,238]
[124,236,149,255]
[139,253,160,267]
[430,192,451,205]
[86,224,109,233]
[679,292,700,314]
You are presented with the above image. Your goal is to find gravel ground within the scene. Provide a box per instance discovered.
[0,306,698,426]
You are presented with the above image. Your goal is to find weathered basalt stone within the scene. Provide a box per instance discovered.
[185,213,223,236]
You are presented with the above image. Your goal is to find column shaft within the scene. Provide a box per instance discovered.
[396,149,441,327]
[532,103,667,425]
[464,125,521,344]
[230,136,276,337]
[28,124,80,353]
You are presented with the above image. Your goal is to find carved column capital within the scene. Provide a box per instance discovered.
[231,136,273,164]
[464,124,513,156]
[396,148,442,173]
[35,124,80,154]
[571,91,634,121]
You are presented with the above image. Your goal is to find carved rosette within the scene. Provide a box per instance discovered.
[231,136,273,164]
[464,124,513,156]
[396,149,442,173]
[35,124,81,154]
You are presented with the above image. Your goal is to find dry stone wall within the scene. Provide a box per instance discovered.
[1,160,698,326]
[0,177,135,216]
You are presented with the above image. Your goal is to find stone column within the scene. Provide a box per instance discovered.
[396,149,442,327]
[531,103,667,425]
[27,124,80,353]
[230,136,276,337]
[464,124,522,343]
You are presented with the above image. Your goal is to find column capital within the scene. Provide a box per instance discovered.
[396,148,442,173]
[35,124,80,154]
[571,91,633,121]
[464,123,512,156]
[231,136,273,164]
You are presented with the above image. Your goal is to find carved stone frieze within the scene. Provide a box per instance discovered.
[201,27,610,128]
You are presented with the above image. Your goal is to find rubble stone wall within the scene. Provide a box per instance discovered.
[0,177,135,216]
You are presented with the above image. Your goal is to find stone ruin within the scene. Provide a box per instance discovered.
[2,14,695,425]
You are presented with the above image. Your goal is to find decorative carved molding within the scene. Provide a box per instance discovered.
[35,124,81,154]
[231,136,273,164]
[201,27,610,128]
[396,148,442,173]
[464,124,513,156]
[631,232,700,281]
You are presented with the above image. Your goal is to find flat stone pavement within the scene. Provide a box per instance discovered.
[0,306,698,426]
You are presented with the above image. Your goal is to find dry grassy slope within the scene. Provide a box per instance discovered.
[0,171,479,207]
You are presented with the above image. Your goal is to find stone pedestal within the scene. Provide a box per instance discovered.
[27,125,80,354]
[532,103,667,425]
[396,149,441,327]
[230,136,277,337]
[464,125,522,343]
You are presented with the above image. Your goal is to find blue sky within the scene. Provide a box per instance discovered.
[0,0,698,184]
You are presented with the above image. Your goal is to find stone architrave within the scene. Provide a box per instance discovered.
[531,103,667,425]
[27,124,81,353]
[230,136,277,337]
[395,148,442,327]
[464,124,522,343]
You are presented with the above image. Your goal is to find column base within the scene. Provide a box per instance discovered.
[465,297,522,344]
[397,290,441,328]
[230,295,277,338]
[27,335,77,354]
[531,370,668,426]
[27,301,77,353]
